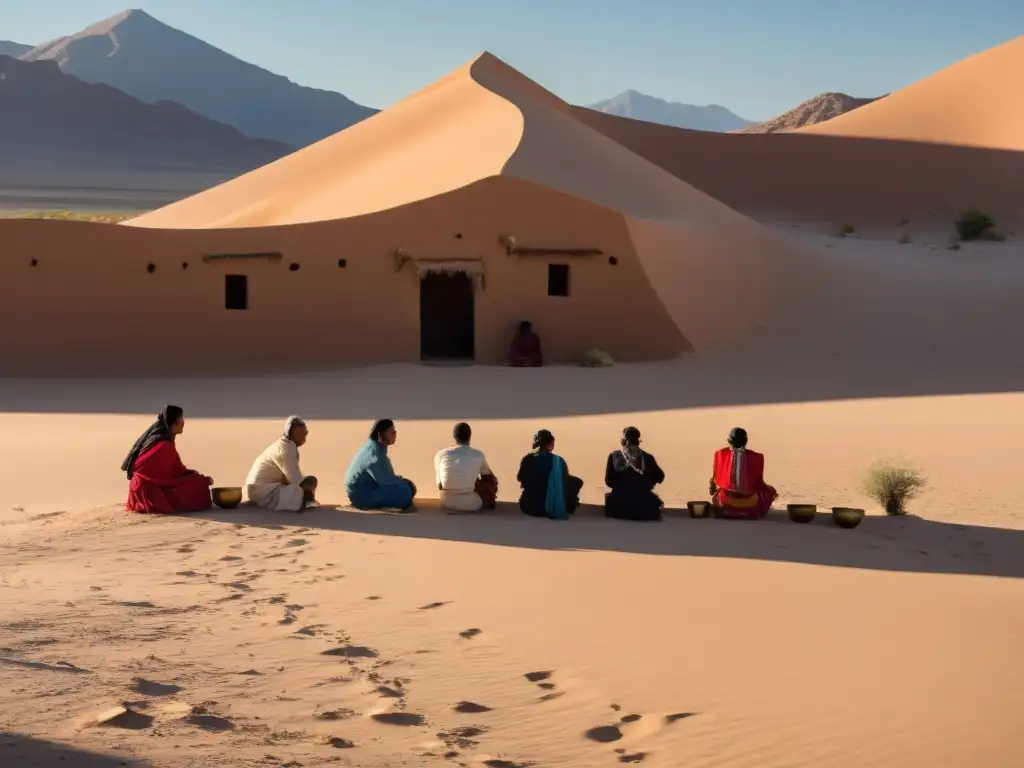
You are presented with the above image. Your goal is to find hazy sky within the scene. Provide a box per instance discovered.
[2,0,1021,120]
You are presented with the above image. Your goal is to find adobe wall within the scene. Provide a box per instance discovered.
[0,176,688,374]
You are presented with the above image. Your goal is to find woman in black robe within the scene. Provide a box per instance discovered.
[604,426,665,521]
[516,429,583,518]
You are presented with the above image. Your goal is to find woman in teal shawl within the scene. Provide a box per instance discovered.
[516,429,583,519]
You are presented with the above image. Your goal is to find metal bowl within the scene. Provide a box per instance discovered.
[212,486,243,509]
[687,501,711,518]
[831,507,865,529]
[787,503,817,523]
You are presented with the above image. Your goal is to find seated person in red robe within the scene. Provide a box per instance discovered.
[508,321,543,367]
[709,427,777,519]
[122,405,213,514]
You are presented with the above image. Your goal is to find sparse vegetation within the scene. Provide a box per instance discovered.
[581,348,614,368]
[861,461,926,516]
[954,209,1003,242]
[0,209,136,224]
[898,233,912,244]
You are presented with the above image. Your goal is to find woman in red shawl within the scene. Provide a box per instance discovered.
[508,321,543,367]
[709,427,777,519]
[122,405,213,514]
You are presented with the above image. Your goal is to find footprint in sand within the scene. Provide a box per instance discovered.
[664,712,697,724]
[285,538,308,548]
[618,752,647,763]
[223,581,252,592]
[620,714,642,724]
[584,724,623,743]
[419,601,450,610]
[177,545,195,554]
[537,682,556,690]
[365,595,382,601]
[438,725,488,749]
[375,684,404,698]
[315,708,356,721]
[322,736,355,748]
[524,671,552,683]
[118,601,157,609]
[322,645,379,659]
[482,761,534,768]
[454,701,493,714]
[89,586,104,591]
[129,678,182,697]
[539,691,564,702]
[371,712,425,726]
[219,555,244,562]
[459,628,482,640]
[295,625,328,637]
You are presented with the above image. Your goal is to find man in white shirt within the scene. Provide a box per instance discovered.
[434,422,497,512]
[245,416,318,512]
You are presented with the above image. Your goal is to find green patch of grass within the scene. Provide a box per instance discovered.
[861,461,926,516]
[954,209,1004,241]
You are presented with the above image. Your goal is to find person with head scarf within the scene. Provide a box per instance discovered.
[515,429,583,519]
[709,427,777,519]
[434,422,498,512]
[122,405,213,514]
[604,426,666,521]
[244,416,318,512]
[508,320,543,367]
[344,419,417,511]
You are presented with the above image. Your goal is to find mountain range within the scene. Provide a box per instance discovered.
[0,54,289,172]
[0,40,31,57]
[586,89,753,132]
[2,7,887,181]
[20,9,378,147]
[739,92,883,133]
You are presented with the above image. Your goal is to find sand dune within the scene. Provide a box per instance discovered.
[799,35,1024,150]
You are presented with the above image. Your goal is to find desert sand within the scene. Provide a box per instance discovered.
[3,223,1023,766]
[4,35,1024,768]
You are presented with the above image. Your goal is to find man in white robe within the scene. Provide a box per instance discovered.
[245,416,318,512]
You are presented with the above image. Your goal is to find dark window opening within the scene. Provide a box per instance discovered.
[146,263,156,273]
[547,263,570,297]
[182,261,189,270]
[30,258,38,267]
[288,263,300,271]
[608,256,618,266]
[337,258,347,268]
[225,274,248,310]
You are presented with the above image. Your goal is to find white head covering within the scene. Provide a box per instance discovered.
[284,415,306,439]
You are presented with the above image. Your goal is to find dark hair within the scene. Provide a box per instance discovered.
[370,419,395,441]
[727,427,748,448]
[518,320,532,333]
[622,426,641,447]
[453,422,472,444]
[532,429,554,450]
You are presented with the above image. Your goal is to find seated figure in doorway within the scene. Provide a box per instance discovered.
[509,320,543,367]
[345,419,417,511]
[122,405,213,514]
[517,429,583,519]
[604,426,666,521]
[245,416,318,512]
[709,427,778,519]
[434,422,498,512]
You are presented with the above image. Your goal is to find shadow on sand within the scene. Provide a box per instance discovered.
[0,732,149,766]
[193,500,1024,580]
[0,356,1022,420]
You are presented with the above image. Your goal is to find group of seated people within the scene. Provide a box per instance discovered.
[122,407,777,521]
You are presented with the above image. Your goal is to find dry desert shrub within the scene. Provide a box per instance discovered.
[838,223,856,237]
[581,348,614,367]
[955,209,1003,241]
[861,461,926,516]
[898,233,913,244]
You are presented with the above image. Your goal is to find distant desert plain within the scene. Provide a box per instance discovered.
[1,12,1023,768]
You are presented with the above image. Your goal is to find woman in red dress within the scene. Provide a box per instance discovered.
[122,405,213,514]
[709,427,777,519]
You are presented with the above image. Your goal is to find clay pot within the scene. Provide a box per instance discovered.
[687,501,711,518]
[787,504,817,523]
